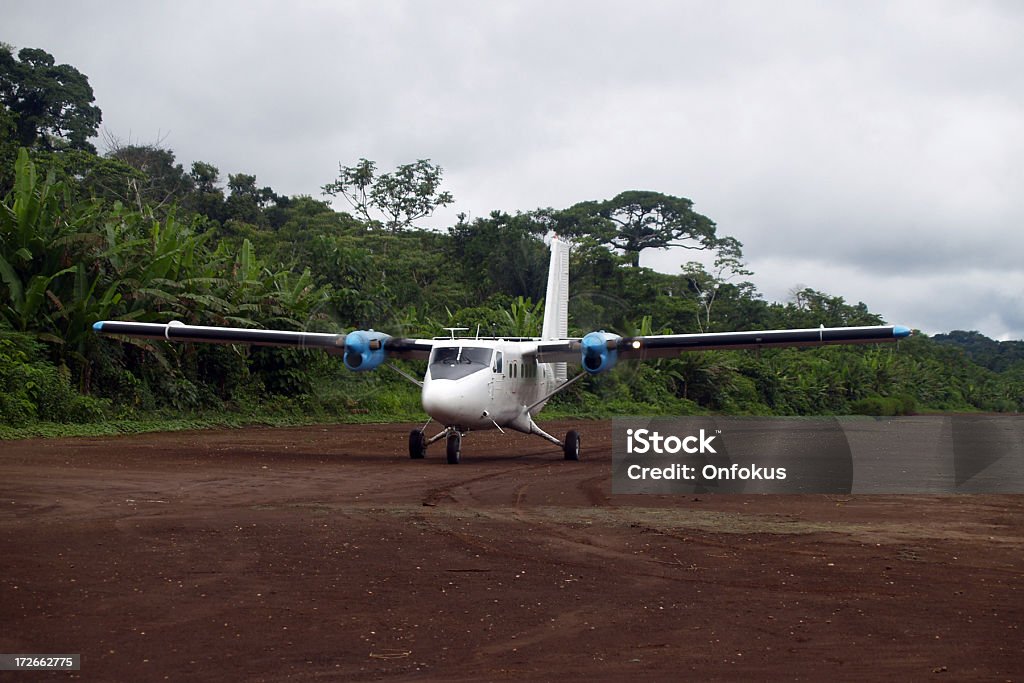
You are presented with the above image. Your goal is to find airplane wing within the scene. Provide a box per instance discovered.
[534,324,911,364]
[92,321,434,361]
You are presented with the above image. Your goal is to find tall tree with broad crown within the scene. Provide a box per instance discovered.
[555,190,722,268]
[0,45,102,153]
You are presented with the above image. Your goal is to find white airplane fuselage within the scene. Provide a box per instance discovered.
[420,339,559,432]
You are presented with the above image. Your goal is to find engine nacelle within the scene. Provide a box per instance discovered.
[343,330,391,371]
[580,331,621,374]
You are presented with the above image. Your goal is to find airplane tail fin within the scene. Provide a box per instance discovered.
[542,237,569,382]
[542,237,569,340]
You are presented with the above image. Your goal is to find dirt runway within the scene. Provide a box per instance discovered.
[1,421,1022,681]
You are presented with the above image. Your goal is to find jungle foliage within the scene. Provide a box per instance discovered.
[1,46,1020,431]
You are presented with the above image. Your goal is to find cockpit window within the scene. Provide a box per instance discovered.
[429,346,493,380]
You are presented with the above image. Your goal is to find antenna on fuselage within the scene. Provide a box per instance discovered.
[443,327,469,339]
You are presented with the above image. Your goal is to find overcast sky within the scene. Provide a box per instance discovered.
[7,1,1023,339]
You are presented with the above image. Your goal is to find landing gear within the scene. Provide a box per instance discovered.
[410,423,578,464]
[408,429,426,459]
[446,432,462,465]
[563,430,580,461]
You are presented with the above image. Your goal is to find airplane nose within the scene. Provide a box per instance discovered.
[421,379,462,424]
[421,376,486,426]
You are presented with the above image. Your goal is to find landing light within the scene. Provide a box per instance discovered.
[631,340,642,349]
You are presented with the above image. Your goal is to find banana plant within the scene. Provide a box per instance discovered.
[1,149,100,334]
[501,296,543,337]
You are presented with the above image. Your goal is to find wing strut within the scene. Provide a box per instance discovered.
[386,362,423,388]
[526,370,588,413]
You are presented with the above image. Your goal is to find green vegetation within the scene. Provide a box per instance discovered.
[1,46,1021,437]
[932,330,1024,373]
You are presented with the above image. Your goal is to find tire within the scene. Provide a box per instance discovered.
[409,429,426,459]
[446,432,461,464]
[564,430,581,461]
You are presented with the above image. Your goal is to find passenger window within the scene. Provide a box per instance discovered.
[493,351,503,374]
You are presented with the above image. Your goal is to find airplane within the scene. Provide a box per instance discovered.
[93,237,911,464]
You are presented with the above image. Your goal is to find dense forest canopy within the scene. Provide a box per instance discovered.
[1,46,1020,430]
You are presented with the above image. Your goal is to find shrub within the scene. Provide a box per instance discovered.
[0,336,110,424]
[850,394,916,416]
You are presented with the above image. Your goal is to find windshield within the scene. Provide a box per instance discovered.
[429,346,493,380]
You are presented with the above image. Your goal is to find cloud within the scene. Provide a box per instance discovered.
[6,0,1023,338]
[732,256,1024,340]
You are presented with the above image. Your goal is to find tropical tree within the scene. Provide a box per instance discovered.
[446,211,549,300]
[322,158,454,231]
[773,288,884,328]
[105,140,194,214]
[554,190,722,267]
[0,45,102,152]
[681,236,753,332]
[225,172,281,226]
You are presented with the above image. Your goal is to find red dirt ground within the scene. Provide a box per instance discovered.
[1,420,1022,681]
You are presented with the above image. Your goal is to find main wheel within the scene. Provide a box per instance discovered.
[446,432,461,464]
[408,429,426,459]
[563,430,581,461]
